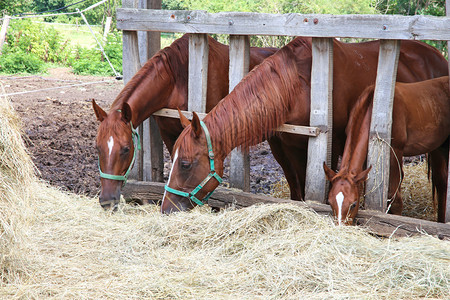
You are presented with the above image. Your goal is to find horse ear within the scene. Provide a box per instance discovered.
[191,112,202,138]
[354,166,372,183]
[121,103,132,123]
[178,108,191,128]
[92,99,107,122]
[323,162,336,181]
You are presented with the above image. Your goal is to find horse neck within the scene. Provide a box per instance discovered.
[203,46,309,160]
[110,37,189,126]
[339,86,374,174]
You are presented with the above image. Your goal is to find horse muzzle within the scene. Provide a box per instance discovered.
[99,183,121,211]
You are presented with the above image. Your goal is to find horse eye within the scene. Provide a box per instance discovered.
[180,160,192,170]
[350,202,357,210]
[121,146,131,155]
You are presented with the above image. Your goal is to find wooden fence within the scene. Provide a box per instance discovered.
[117,2,450,226]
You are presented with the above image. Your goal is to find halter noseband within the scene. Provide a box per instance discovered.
[98,111,141,186]
[164,120,223,206]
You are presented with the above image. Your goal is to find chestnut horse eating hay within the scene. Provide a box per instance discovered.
[92,34,277,210]
[324,76,450,225]
[162,36,448,214]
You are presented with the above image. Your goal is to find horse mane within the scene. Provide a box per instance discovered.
[110,34,191,111]
[339,84,375,175]
[174,37,313,159]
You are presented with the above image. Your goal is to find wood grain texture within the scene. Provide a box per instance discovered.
[117,9,450,40]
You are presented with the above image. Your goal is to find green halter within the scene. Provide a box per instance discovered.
[164,120,223,206]
[98,115,141,186]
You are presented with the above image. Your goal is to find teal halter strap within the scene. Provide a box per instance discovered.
[164,120,223,206]
[98,116,141,187]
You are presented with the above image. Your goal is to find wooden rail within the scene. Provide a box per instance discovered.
[153,109,321,137]
[117,9,450,40]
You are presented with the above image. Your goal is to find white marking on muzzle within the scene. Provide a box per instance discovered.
[161,149,178,210]
[336,192,344,225]
[107,136,114,158]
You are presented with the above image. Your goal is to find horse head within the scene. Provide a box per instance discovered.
[92,100,140,210]
[323,163,371,225]
[161,110,224,214]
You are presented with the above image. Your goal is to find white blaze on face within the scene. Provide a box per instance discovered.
[336,192,344,225]
[162,149,179,208]
[107,136,114,158]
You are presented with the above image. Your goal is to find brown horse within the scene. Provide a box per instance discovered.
[92,34,277,209]
[162,36,448,214]
[324,76,450,224]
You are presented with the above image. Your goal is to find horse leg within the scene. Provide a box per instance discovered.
[387,150,404,215]
[429,141,449,223]
[268,136,304,200]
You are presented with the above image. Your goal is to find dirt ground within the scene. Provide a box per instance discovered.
[1,68,284,198]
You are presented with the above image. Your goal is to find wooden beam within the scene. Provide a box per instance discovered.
[122,180,450,240]
[152,108,320,137]
[305,37,333,202]
[116,9,450,40]
[229,35,250,192]
[0,15,10,54]
[366,40,401,212]
[144,0,163,182]
[122,0,142,180]
[445,0,450,223]
[188,33,209,112]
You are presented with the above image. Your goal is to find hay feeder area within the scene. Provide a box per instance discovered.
[1,93,449,299]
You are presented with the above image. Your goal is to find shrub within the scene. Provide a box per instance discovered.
[71,32,123,76]
[4,19,72,64]
[0,51,46,74]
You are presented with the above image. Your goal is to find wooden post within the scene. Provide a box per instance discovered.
[305,37,333,202]
[365,40,400,212]
[305,38,333,202]
[446,0,450,223]
[103,16,112,41]
[122,0,142,180]
[188,34,209,112]
[229,35,250,192]
[138,0,163,182]
[0,15,11,54]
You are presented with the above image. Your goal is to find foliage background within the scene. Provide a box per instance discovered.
[0,0,447,75]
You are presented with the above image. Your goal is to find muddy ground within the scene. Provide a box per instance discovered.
[2,68,284,198]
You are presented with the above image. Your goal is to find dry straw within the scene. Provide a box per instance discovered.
[0,83,36,284]
[0,91,449,299]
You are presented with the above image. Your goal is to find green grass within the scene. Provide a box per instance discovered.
[39,22,103,48]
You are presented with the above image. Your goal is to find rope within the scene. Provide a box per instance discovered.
[0,0,108,21]
[76,8,122,79]
[363,131,403,214]
[0,79,115,97]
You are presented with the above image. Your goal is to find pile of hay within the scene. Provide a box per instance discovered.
[2,191,449,299]
[0,85,36,284]
[0,92,449,299]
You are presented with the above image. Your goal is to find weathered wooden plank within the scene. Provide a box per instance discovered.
[0,15,11,54]
[446,0,450,223]
[122,180,450,239]
[188,33,208,112]
[229,35,250,192]
[153,108,320,136]
[305,37,333,203]
[122,0,143,180]
[142,0,163,182]
[366,40,401,212]
[117,9,450,40]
